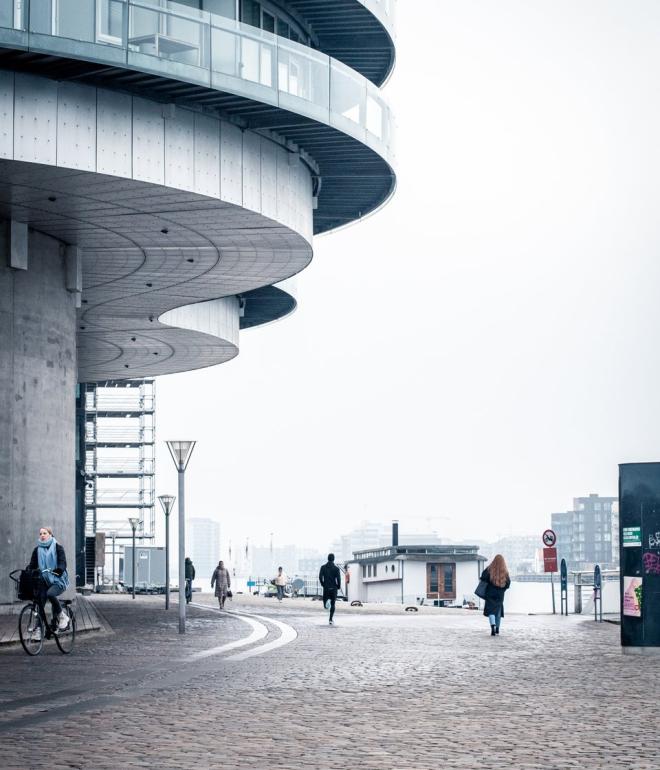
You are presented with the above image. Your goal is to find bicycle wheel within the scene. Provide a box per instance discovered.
[18,604,43,656]
[54,610,76,655]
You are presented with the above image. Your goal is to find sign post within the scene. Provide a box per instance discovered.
[542,530,558,614]
[594,564,602,622]
[560,558,568,615]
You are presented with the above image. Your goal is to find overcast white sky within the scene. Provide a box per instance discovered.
[156,0,660,555]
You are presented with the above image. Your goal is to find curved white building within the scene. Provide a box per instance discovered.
[0,0,396,602]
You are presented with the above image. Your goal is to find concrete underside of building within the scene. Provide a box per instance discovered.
[0,0,396,603]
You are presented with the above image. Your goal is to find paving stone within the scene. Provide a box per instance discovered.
[0,595,656,769]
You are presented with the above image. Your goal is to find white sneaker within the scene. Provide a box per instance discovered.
[32,627,42,641]
[57,611,70,631]
[324,599,331,610]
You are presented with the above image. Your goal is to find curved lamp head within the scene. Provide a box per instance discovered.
[158,494,176,516]
[128,516,140,532]
[166,441,196,471]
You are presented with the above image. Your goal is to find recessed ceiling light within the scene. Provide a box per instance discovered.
[161,228,169,234]
[48,196,56,202]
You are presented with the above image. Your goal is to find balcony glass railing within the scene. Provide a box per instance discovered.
[0,0,394,163]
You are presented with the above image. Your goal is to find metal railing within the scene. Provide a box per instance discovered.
[0,0,394,163]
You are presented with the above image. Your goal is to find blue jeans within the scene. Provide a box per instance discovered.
[488,609,502,629]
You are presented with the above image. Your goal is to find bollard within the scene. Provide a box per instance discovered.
[574,573,583,614]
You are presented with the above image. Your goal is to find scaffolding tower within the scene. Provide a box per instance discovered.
[83,379,155,586]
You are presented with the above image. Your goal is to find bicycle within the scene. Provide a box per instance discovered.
[9,569,76,656]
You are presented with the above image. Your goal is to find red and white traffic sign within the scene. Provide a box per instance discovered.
[542,529,557,547]
[543,547,558,573]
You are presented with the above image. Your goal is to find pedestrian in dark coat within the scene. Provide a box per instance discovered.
[211,560,231,609]
[319,553,341,625]
[481,554,511,636]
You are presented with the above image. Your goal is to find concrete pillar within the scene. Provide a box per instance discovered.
[0,226,77,603]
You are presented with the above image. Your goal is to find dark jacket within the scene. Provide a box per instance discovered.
[481,567,510,617]
[185,560,195,580]
[28,543,67,575]
[319,561,341,591]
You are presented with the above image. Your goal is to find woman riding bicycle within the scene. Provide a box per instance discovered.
[27,527,70,638]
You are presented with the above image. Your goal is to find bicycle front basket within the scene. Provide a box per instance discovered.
[17,570,35,601]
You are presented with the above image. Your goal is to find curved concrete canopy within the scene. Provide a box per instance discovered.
[0,74,314,380]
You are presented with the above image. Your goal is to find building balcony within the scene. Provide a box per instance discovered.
[0,0,395,234]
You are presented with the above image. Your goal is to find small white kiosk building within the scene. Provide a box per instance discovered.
[348,541,486,607]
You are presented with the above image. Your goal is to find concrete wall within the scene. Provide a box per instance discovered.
[0,72,314,246]
[0,227,76,603]
[456,560,483,604]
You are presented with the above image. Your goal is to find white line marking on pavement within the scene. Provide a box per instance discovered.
[188,603,267,660]
[224,612,297,661]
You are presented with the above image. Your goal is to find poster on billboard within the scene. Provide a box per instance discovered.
[622,576,642,618]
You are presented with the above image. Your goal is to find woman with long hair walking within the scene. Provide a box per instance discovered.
[481,554,510,636]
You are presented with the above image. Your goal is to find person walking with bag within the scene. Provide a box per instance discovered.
[480,554,511,636]
[211,560,231,610]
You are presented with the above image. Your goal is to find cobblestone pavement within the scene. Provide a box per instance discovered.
[0,595,657,770]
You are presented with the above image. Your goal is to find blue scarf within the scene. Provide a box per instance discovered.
[37,537,68,589]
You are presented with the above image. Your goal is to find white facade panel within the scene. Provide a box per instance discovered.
[275,146,291,228]
[260,137,277,220]
[14,74,57,165]
[57,82,97,171]
[132,98,164,185]
[242,130,261,213]
[403,561,427,604]
[366,579,402,603]
[456,560,483,604]
[193,113,220,198]
[97,90,132,178]
[160,296,240,348]
[290,160,314,244]
[0,70,13,160]
[165,109,195,192]
[220,121,242,205]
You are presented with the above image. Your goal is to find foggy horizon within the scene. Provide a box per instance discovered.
[154,0,652,559]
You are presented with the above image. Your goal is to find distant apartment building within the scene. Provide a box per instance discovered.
[551,493,618,571]
[188,518,221,586]
[481,535,539,574]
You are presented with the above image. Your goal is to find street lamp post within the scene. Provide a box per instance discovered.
[110,532,116,592]
[128,517,140,599]
[166,441,196,634]
[158,494,176,610]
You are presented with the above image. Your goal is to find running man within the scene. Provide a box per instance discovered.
[319,553,341,625]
